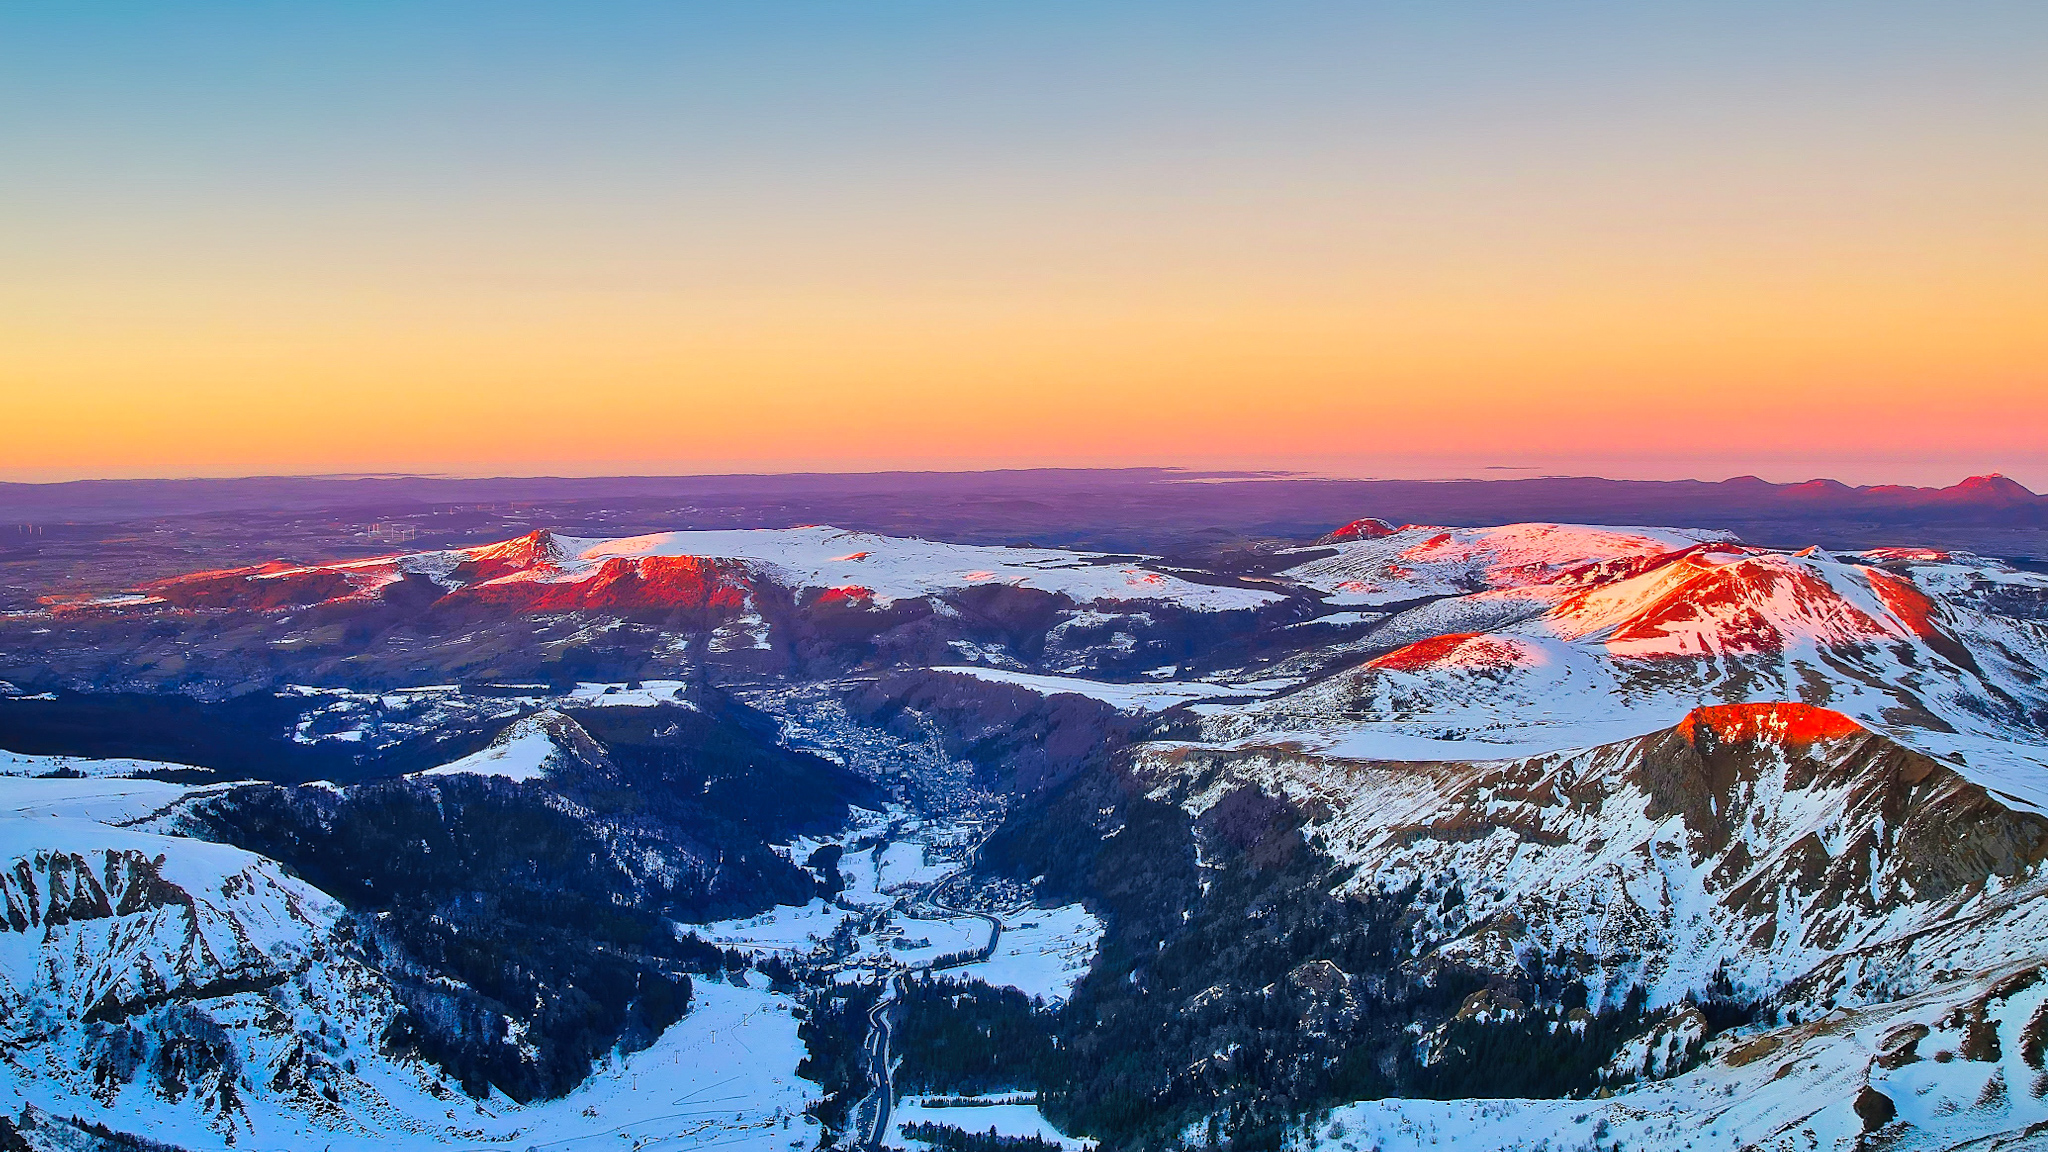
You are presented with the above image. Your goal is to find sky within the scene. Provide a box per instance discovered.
[3,2,2045,488]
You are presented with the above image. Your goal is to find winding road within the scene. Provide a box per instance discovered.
[912,887,1003,973]
[847,975,900,1150]
[845,855,1012,1149]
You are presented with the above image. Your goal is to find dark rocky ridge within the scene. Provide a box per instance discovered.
[145,700,876,1102]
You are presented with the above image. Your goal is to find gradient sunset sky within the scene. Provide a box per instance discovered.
[4,3,2044,486]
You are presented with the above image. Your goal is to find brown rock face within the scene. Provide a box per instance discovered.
[1854,1085,1897,1131]
[1,850,192,933]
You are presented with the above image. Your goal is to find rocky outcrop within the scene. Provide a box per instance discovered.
[1133,703,2048,1015]
[0,821,373,1137]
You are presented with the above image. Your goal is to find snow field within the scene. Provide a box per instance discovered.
[937,904,1104,1005]
[890,1097,1092,1151]
[411,721,559,782]
[1302,967,2048,1152]
[0,749,209,779]
[695,897,865,957]
[1283,523,1732,607]
[572,527,1284,613]
[0,773,220,824]
[926,667,1255,714]
[562,679,697,708]
[485,981,816,1152]
[862,914,991,969]
[877,839,956,890]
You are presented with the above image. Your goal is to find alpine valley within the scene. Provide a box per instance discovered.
[3,475,2048,1152]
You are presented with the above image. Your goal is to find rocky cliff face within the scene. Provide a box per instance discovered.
[0,816,419,1143]
[1136,703,2048,1017]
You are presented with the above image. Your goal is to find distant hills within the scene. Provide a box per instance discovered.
[2,468,2042,559]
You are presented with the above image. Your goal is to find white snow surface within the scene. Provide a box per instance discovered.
[1303,965,2048,1152]
[1283,521,1736,606]
[461,980,815,1152]
[696,897,862,957]
[0,749,209,779]
[0,774,218,824]
[891,1097,1091,1150]
[867,914,992,968]
[928,666,1258,713]
[563,678,698,707]
[939,903,1103,1005]
[566,526,1282,611]
[877,839,955,890]
[411,713,563,782]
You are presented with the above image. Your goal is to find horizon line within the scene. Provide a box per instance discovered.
[0,464,2034,495]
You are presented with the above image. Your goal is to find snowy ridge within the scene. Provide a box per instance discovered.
[0,802,404,1147]
[1202,525,2048,807]
[65,525,1284,619]
[1140,705,2046,1013]
[410,708,585,782]
[0,814,341,1025]
[1284,522,1738,607]
[0,750,211,780]
[0,774,819,1152]
[924,666,1268,714]
[570,527,1283,611]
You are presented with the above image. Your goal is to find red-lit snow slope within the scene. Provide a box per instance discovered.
[1287,521,1745,606]
[1199,522,2048,809]
[60,526,1283,618]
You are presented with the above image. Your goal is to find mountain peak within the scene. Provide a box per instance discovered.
[1729,472,2039,506]
[1783,478,1855,499]
[1318,517,1398,544]
[1677,702,1867,749]
[475,528,566,565]
[1946,472,2037,502]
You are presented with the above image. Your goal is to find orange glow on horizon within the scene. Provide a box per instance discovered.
[5,263,2043,485]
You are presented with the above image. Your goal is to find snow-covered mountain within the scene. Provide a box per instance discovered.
[1187,522,2048,803]
[7,525,1290,697]
[1134,700,2048,1151]
[1140,702,2048,1008]
[1091,520,2048,1150]
[0,776,451,1148]
[0,759,823,1151]
[63,525,1283,618]
[5,512,2048,1151]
